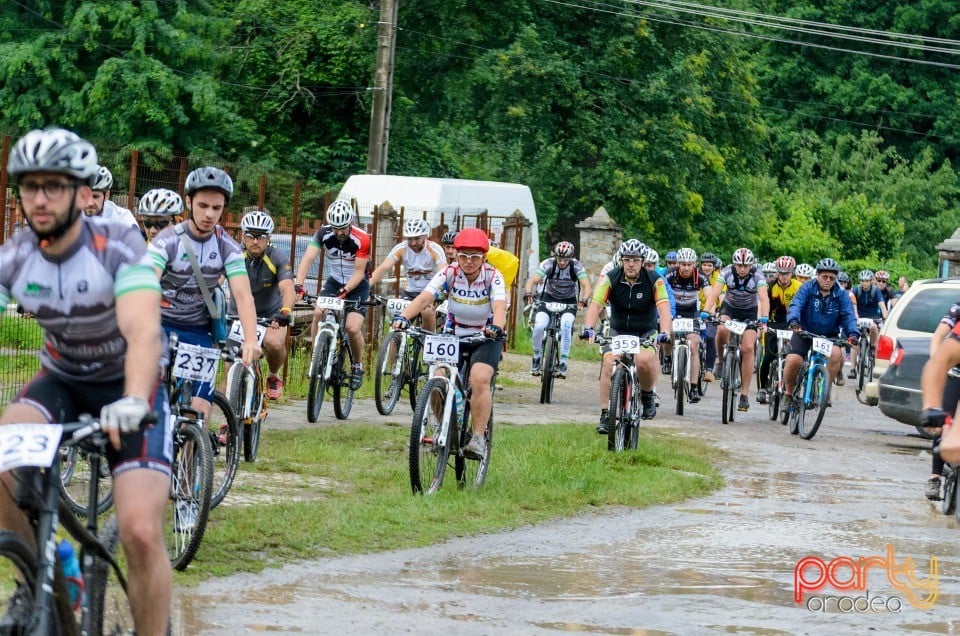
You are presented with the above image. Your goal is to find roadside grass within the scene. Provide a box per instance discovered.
[177,422,724,584]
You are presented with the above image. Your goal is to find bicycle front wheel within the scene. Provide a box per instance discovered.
[608,370,630,452]
[375,331,405,415]
[0,530,37,632]
[208,391,240,509]
[165,421,213,571]
[89,515,134,636]
[456,396,493,489]
[58,447,113,518]
[799,364,830,440]
[408,338,427,412]
[674,345,687,416]
[767,362,781,421]
[307,332,333,423]
[942,469,956,515]
[333,340,355,420]
[539,334,556,404]
[409,378,451,494]
[721,350,735,424]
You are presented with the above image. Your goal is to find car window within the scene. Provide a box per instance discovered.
[898,288,960,333]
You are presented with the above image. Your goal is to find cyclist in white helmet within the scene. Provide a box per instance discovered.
[83,164,139,230]
[138,188,182,242]
[370,217,446,332]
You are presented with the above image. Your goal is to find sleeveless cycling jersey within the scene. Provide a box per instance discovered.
[854,284,884,319]
[592,268,669,334]
[0,217,159,382]
[148,222,246,327]
[309,225,372,285]
[769,278,802,324]
[423,263,506,337]
[385,239,445,293]
[537,258,587,301]
[243,244,294,317]
[718,265,766,310]
[664,269,708,311]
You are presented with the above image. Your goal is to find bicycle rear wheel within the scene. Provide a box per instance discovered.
[539,335,556,404]
[608,370,630,452]
[307,332,333,423]
[674,346,687,416]
[89,515,134,636]
[456,396,493,489]
[333,340,356,420]
[375,331,405,415]
[798,365,830,440]
[165,420,213,571]
[58,447,113,518]
[208,391,240,509]
[409,378,451,494]
[767,363,781,421]
[942,468,956,515]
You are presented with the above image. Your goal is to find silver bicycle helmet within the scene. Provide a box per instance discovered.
[326,200,354,228]
[732,247,754,265]
[184,166,234,201]
[644,248,659,264]
[7,128,98,183]
[619,239,647,258]
[796,263,815,278]
[241,210,275,235]
[676,248,697,264]
[554,241,575,258]
[138,189,183,217]
[816,257,840,274]
[90,166,113,191]
[402,218,429,238]
[858,269,874,282]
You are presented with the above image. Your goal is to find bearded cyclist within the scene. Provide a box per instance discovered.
[440,230,458,264]
[84,165,138,230]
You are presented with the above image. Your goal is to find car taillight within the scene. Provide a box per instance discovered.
[890,347,905,367]
[877,335,893,360]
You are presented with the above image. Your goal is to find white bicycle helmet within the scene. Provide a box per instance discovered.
[90,166,113,191]
[138,189,183,217]
[7,128,98,183]
[554,241,575,258]
[184,166,233,201]
[619,239,647,258]
[762,261,776,276]
[796,263,815,278]
[732,247,754,265]
[644,248,659,264]
[676,247,697,264]
[402,218,429,238]
[241,210,275,235]
[326,200,354,228]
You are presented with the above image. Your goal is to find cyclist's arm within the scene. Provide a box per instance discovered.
[702,278,724,314]
[879,297,889,320]
[278,278,296,317]
[577,270,592,304]
[922,336,960,410]
[523,272,543,295]
[369,249,399,286]
[931,323,952,357]
[399,289,436,322]
[227,273,261,365]
[294,244,321,287]
[117,288,163,403]
[342,256,368,294]
[757,284,770,321]
[492,298,507,330]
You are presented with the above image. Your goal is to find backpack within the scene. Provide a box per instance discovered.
[485,245,519,289]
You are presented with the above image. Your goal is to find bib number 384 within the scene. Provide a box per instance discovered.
[423,334,459,364]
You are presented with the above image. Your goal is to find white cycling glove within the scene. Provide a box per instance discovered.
[100,396,151,436]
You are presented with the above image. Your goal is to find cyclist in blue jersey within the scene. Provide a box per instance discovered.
[849,269,888,380]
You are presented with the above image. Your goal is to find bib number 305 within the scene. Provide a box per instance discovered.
[423,334,459,364]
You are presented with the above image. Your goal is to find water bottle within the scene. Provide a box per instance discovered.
[57,539,85,611]
[454,387,465,424]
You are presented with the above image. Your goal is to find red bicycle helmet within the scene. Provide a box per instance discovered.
[453,227,490,253]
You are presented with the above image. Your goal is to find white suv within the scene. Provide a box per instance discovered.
[863,278,960,405]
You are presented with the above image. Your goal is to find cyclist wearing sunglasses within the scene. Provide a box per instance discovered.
[138,188,182,242]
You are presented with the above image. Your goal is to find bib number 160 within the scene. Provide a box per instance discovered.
[423,335,459,364]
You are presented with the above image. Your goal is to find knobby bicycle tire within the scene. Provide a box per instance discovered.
[333,338,355,420]
[0,530,38,632]
[408,338,426,412]
[675,345,687,416]
[244,362,265,463]
[58,446,113,518]
[608,370,629,452]
[208,391,240,509]
[456,393,493,489]
[165,421,213,571]
[798,364,830,440]
[409,377,451,494]
[955,478,960,522]
[375,330,405,415]
[307,332,333,423]
[721,349,736,424]
[767,362,781,421]
[540,334,556,404]
[942,468,956,516]
[89,516,134,636]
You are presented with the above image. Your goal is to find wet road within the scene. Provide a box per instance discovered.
[172,361,960,634]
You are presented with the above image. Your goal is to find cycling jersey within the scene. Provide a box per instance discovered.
[384,239,445,293]
[592,268,669,334]
[786,280,860,339]
[537,257,588,301]
[424,263,506,337]
[309,225,371,285]
[664,269,708,316]
[148,222,246,328]
[769,279,802,324]
[698,267,720,308]
[242,244,294,317]
[941,303,960,330]
[853,284,885,319]
[0,217,159,382]
[717,265,766,310]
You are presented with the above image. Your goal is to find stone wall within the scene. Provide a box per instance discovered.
[575,206,623,281]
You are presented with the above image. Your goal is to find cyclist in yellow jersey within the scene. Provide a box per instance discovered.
[757,256,801,403]
[699,252,721,381]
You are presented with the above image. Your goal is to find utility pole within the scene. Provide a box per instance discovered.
[366,0,398,175]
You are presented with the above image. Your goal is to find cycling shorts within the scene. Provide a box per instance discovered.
[461,337,503,373]
[15,370,172,478]
[321,277,371,317]
[789,331,840,360]
[719,302,759,325]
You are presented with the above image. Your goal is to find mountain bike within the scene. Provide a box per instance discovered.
[534,301,578,404]
[670,317,703,416]
[306,295,382,422]
[766,328,794,422]
[597,333,656,452]
[406,328,496,494]
[375,297,427,415]
[58,443,113,518]
[710,317,761,424]
[224,317,270,462]
[786,331,849,440]
[164,333,216,570]
[0,416,138,635]
[854,317,879,403]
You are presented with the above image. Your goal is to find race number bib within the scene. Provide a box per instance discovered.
[672,318,694,333]
[858,318,875,330]
[172,343,220,383]
[776,329,794,341]
[0,424,62,472]
[812,337,834,356]
[423,334,459,364]
[725,320,747,336]
[386,298,412,314]
[228,320,267,346]
[315,296,344,312]
[611,335,641,354]
[545,302,569,313]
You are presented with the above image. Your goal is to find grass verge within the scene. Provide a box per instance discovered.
[178,422,724,584]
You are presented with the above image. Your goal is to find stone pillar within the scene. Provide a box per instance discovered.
[575,206,623,281]
[936,228,960,278]
[374,202,400,295]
